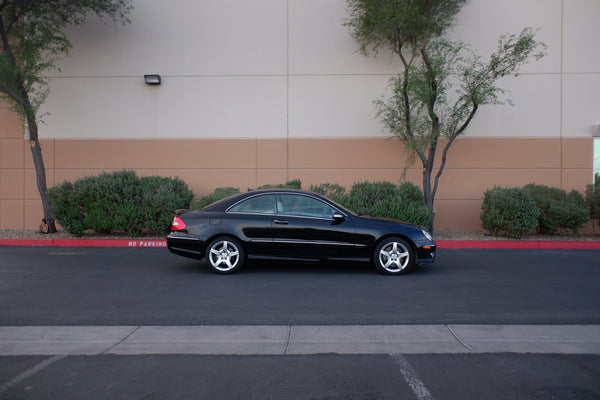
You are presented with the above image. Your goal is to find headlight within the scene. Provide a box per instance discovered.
[421,228,433,241]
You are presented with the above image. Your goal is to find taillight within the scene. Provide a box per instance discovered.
[171,216,186,231]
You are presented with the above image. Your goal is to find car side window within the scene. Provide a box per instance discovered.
[229,194,276,214]
[277,194,336,218]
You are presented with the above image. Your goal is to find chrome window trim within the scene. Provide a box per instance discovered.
[275,193,340,219]
[273,239,356,247]
[226,211,338,222]
[226,193,277,215]
[226,211,280,217]
[247,238,272,243]
[277,192,347,216]
[167,233,201,241]
[275,214,338,222]
[226,191,348,219]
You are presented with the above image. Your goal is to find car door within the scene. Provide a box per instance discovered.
[270,193,357,260]
[226,193,276,255]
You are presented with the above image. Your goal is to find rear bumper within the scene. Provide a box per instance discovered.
[167,233,205,260]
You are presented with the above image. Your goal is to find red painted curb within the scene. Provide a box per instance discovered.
[1,238,599,249]
[0,239,168,248]
[436,240,600,249]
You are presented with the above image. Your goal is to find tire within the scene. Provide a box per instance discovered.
[206,237,245,274]
[373,237,414,275]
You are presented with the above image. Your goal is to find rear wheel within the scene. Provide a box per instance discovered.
[207,237,245,274]
[373,237,414,275]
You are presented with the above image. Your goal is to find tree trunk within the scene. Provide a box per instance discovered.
[423,163,435,233]
[27,121,57,233]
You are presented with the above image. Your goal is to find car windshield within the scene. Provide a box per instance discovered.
[325,198,356,216]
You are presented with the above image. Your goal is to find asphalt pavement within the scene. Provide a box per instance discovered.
[1,353,598,400]
[1,246,599,354]
[1,245,599,399]
[1,247,599,326]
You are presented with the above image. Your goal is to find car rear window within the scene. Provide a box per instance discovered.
[228,194,276,214]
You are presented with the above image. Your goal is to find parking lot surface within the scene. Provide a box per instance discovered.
[1,246,599,399]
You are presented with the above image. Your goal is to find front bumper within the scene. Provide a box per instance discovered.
[416,244,436,264]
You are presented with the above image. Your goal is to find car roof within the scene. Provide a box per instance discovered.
[202,189,327,212]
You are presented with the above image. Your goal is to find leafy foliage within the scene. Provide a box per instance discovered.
[0,0,132,121]
[256,179,302,190]
[345,0,545,230]
[49,170,193,236]
[0,0,132,233]
[523,184,589,235]
[312,181,430,227]
[481,184,589,238]
[346,181,430,226]
[480,186,539,239]
[197,180,431,227]
[310,183,349,206]
[585,175,600,223]
[345,0,467,56]
[190,187,241,210]
[190,180,303,210]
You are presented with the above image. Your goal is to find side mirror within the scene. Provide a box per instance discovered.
[332,212,345,224]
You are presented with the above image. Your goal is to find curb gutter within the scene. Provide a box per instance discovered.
[1,238,599,249]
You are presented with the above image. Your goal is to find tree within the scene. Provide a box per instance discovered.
[0,0,132,233]
[585,173,600,224]
[345,0,545,231]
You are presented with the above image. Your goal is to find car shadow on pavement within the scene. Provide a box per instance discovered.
[246,260,377,275]
[172,258,436,276]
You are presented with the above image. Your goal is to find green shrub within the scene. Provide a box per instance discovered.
[346,181,397,215]
[393,182,431,227]
[48,181,86,235]
[256,179,302,190]
[138,175,194,233]
[49,170,193,236]
[190,187,241,209]
[585,175,600,222]
[523,183,588,235]
[345,181,430,227]
[310,183,349,207]
[480,186,539,239]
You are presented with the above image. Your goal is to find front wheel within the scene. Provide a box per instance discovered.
[373,237,414,275]
[207,237,245,274]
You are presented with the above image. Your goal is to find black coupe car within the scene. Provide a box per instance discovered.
[167,189,436,275]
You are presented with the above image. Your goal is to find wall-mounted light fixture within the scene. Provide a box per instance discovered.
[144,74,161,85]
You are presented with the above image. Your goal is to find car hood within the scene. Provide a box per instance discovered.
[356,214,422,229]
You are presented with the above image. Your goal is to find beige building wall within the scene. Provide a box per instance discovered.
[0,134,592,231]
[1,0,599,231]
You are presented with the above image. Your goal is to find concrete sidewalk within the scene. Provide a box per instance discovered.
[1,325,599,356]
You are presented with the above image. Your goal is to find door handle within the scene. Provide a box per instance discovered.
[273,219,288,225]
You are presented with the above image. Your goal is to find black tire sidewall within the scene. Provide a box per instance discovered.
[373,237,414,275]
[206,237,246,274]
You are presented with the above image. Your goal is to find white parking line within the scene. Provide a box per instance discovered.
[0,355,66,396]
[391,354,435,400]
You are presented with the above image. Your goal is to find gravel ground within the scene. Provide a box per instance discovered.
[0,229,598,241]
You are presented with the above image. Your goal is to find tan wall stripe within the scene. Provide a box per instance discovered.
[0,137,595,232]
